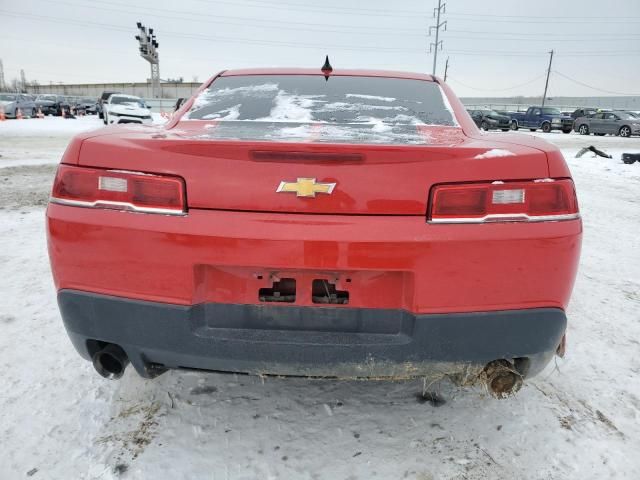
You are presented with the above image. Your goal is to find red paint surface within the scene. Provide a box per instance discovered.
[47,69,582,314]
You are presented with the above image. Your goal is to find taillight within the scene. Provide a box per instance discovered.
[429,179,579,223]
[50,164,186,215]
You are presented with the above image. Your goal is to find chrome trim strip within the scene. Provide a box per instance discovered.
[429,213,581,224]
[50,197,186,216]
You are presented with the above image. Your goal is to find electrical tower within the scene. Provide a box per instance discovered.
[429,0,447,76]
[135,22,160,98]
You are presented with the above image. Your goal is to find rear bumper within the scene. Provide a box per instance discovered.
[47,204,582,314]
[59,290,566,379]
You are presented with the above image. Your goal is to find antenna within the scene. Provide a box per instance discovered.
[321,55,333,81]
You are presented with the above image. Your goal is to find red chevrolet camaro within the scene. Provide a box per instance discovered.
[46,67,582,396]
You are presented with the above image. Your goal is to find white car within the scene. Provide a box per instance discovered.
[103,94,153,125]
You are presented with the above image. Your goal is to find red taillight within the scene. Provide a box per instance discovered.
[429,179,579,223]
[51,164,186,215]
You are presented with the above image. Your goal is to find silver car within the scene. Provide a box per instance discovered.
[0,93,37,118]
[575,111,640,138]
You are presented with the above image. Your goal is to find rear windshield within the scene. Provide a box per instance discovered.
[185,75,458,144]
[541,107,561,115]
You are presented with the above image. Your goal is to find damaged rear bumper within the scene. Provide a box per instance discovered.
[59,290,566,380]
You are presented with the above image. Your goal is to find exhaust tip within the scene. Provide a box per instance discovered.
[483,359,523,399]
[92,344,129,380]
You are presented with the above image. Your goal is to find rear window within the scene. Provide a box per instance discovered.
[184,75,459,144]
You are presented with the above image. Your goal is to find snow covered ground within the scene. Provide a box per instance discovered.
[0,118,639,480]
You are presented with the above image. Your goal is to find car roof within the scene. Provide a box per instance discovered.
[219,68,438,82]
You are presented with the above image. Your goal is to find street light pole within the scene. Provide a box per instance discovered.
[135,22,160,98]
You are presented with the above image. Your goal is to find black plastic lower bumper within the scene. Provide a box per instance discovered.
[58,290,566,379]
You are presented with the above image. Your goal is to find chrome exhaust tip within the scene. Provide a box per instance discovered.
[92,343,129,380]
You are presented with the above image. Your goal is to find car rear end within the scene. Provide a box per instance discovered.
[46,70,582,393]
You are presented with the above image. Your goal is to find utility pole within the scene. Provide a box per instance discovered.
[20,69,26,92]
[542,49,554,107]
[135,22,160,98]
[444,57,450,82]
[429,0,447,76]
[0,59,5,91]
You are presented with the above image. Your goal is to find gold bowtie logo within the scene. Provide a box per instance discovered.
[276,178,336,198]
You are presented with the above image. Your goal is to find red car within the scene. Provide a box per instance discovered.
[47,67,581,396]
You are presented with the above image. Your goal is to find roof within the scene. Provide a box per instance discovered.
[220,68,438,82]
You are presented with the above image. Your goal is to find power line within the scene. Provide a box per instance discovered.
[448,28,640,38]
[553,70,640,96]
[447,74,547,92]
[0,10,427,54]
[447,16,640,24]
[446,11,640,20]
[444,49,640,57]
[46,0,429,36]
[193,0,428,18]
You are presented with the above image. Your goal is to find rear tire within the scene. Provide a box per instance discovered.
[103,112,108,125]
[31,108,36,118]
[529,129,537,132]
[578,124,589,135]
[501,128,509,132]
[510,120,519,131]
[541,123,552,133]
[562,128,572,134]
[619,126,632,138]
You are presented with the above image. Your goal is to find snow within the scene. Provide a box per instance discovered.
[1,119,640,479]
[255,91,321,123]
[474,148,517,159]
[0,115,166,168]
[345,94,396,102]
[202,104,241,121]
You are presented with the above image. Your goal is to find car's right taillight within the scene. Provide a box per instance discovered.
[429,179,580,223]
[50,164,186,215]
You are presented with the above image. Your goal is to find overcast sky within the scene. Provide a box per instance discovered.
[1,0,639,97]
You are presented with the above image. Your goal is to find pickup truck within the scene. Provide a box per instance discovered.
[509,107,574,134]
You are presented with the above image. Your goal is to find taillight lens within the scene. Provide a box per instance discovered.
[429,179,579,223]
[51,164,186,215]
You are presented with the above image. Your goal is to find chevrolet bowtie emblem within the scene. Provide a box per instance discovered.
[276,178,336,198]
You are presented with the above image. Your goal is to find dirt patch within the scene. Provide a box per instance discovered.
[96,402,163,467]
[0,164,56,210]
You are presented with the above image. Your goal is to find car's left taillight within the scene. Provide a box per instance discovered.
[50,164,186,215]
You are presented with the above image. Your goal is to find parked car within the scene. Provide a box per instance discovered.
[571,107,598,119]
[35,94,70,116]
[47,68,581,397]
[103,94,152,125]
[574,111,640,137]
[0,93,37,118]
[468,109,511,131]
[509,106,574,133]
[97,91,121,119]
[74,97,98,115]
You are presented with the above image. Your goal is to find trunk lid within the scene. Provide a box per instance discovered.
[78,123,550,215]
